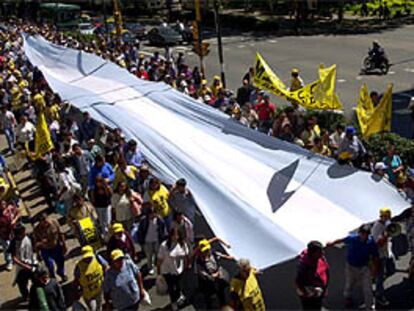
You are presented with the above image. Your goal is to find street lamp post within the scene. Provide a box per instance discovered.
[213,0,226,88]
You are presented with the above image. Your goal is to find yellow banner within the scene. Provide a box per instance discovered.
[356,84,393,139]
[253,53,288,98]
[29,111,54,160]
[253,53,342,110]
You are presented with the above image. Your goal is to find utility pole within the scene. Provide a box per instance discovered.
[102,0,109,37]
[213,0,226,88]
[194,0,206,76]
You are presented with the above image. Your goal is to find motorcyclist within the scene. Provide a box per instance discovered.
[369,41,387,67]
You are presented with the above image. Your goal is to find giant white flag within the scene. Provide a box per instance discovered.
[23,35,409,269]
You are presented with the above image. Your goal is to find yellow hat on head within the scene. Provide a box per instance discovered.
[380,207,391,216]
[111,249,125,261]
[213,75,220,81]
[199,239,211,253]
[81,245,94,259]
[201,79,208,85]
[291,68,299,74]
[112,223,124,234]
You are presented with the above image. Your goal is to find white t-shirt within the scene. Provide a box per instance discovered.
[145,217,159,243]
[372,220,389,258]
[158,241,189,275]
[0,111,15,129]
[16,121,35,143]
[112,193,133,222]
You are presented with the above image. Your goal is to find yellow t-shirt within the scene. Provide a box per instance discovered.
[113,165,139,189]
[230,269,265,311]
[47,104,61,122]
[148,185,170,218]
[77,256,104,300]
[33,93,46,112]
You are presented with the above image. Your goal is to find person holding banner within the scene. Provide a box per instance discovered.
[290,68,304,92]
[255,93,275,134]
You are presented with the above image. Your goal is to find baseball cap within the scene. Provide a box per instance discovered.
[345,126,356,135]
[380,207,391,216]
[112,223,124,234]
[291,68,299,74]
[199,239,211,253]
[81,245,94,259]
[111,249,125,261]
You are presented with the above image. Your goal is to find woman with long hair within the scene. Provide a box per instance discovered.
[157,227,190,311]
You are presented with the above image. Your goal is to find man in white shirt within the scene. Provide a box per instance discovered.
[0,105,16,153]
[371,208,392,306]
[16,115,35,146]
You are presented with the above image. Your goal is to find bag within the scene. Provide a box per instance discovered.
[55,201,66,216]
[156,275,168,296]
[141,290,152,306]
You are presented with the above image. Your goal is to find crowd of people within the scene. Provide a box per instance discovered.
[0,18,414,311]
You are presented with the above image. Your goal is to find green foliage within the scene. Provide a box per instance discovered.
[306,110,347,132]
[366,133,414,164]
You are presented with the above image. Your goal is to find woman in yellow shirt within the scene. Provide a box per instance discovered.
[147,177,171,228]
[230,258,265,311]
[113,158,139,190]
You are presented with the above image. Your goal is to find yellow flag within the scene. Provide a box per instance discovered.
[28,111,54,160]
[253,53,288,98]
[253,53,342,110]
[357,84,393,139]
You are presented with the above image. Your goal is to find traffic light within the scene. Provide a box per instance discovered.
[193,41,210,57]
[201,42,210,56]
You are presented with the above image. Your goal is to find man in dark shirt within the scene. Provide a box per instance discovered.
[236,79,253,106]
[29,266,65,311]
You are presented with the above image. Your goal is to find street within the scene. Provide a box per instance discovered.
[141,24,414,136]
[0,21,414,311]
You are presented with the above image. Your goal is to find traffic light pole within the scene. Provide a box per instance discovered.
[214,0,226,88]
[194,0,205,76]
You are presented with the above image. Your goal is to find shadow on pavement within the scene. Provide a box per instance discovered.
[392,88,414,139]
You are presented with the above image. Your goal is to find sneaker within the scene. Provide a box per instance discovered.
[6,263,13,271]
[148,268,155,275]
[177,294,186,307]
[376,296,390,306]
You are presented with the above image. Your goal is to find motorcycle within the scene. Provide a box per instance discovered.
[363,51,390,75]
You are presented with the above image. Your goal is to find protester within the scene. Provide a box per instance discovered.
[168,178,196,224]
[67,193,97,238]
[103,249,146,311]
[107,223,136,260]
[29,265,66,311]
[146,177,172,230]
[337,126,366,167]
[33,213,67,281]
[371,208,392,306]
[0,104,17,153]
[290,68,304,91]
[295,241,329,310]
[327,224,379,309]
[171,211,194,245]
[194,239,233,309]
[91,175,112,238]
[10,224,37,300]
[157,227,190,311]
[0,199,20,271]
[73,245,108,311]
[88,154,115,191]
[229,258,266,310]
[111,181,141,231]
[382,145,404,186]
[138,206,166,275]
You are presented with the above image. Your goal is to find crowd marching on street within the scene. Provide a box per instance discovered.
[0,18,414,311]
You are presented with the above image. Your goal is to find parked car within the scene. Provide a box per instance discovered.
[78,22,96,35]
[147,26,182,46]
[125,22,147,39]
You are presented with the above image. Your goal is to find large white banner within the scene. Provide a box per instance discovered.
[24,35,409,268]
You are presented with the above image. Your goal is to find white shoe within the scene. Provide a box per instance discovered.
[148,268,155,275]
[6,263,13,271]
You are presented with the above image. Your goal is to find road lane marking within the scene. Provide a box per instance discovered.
[338,79,346,83]
[404,68,414,73]
[237,44,246,48]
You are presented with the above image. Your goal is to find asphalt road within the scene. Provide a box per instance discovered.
[141,24,414,137]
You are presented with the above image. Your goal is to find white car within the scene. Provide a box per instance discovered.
[78,23,96,35]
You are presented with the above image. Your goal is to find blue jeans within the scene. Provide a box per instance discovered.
[3,127,15,152]
[40,244,65,278]
[0,238,12,264]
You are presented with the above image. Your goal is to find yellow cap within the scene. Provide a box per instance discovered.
[380,207,391,216]
[201,79,208,85]
[81,245,94,258]
[291,68,299,74]
[111,249,125,261]
[112,223,124,233]
[213,75,220,81]
[199,239,211,253]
